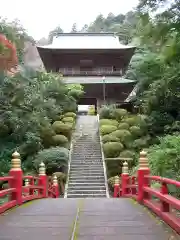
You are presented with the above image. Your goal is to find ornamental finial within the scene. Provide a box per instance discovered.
[139,150,149,169]
[11,151,21,169]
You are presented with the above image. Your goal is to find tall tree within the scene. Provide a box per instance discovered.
[71,23,77,33]
[48,26,63,43]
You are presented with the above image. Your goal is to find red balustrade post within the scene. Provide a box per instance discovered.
[9,151,23,205]
[161,182,170,212]
[121,161,129,196]
[39,162,47,198]
[137,150,150,203]
[113,176,119,198]
[52,175,59,198]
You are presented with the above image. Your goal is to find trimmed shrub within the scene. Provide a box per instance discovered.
[118,122,129,130]
[111,108,128,120]
[52,121,72,138]
[119,150,135,158]
[102,134,120,143]
[100,125,117,136]
[52,134,68,147]
[88,105,95,115]
[62,117,74,123]
[33,147,69,175]
[103,142,123,158]
[129,126,142,137]
[111,130,131,144]
[99,119,119,127]
[132,137,150,149]
[64,112,76,118]
[99,106,112,119]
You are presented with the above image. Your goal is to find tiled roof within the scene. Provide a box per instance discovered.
[37,33,135,50]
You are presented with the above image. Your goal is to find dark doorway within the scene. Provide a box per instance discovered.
[78,98,97,115]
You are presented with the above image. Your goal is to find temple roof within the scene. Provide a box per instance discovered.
[63,76,136,84]
[37,33,136,50]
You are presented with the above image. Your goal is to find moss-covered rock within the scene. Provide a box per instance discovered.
[103,142,123,158]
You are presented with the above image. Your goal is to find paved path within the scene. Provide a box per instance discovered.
[0,198,179,240]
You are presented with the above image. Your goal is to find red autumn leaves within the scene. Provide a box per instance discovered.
[0,34,18,72]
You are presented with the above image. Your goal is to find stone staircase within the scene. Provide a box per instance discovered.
[65,115,108,198]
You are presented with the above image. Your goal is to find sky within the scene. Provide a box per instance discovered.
[0,0,139,40]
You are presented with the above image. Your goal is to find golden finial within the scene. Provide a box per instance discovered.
[53,175,58,186]
[25,179,29,186]
[122,161,129,174]
[39,162,46,175]
[139,150,149,169]
[11,151,21,169]
[114,175,119,185]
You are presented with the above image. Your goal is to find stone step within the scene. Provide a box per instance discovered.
[68,186,106,191]
[68,182,105,187]
[67,189,107,194]
[68,179,105,184]
[67,193,106,198]
[69,175,105,180]
[70,171,104,176]
[70,163,103,167]
[70,165,103,169]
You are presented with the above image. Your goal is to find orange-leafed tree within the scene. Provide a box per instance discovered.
[0,34,18,73]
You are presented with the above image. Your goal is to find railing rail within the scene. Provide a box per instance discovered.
[0,151,60,214]
[114,150,180,234]
[59,68,123,76]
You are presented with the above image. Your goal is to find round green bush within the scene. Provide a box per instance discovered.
[102,134,120,143]
[103,142,123,158]
[118,122,129,130]
[124,116,139,126]
[62,117,74,123]
[52,121,72,138]
[130,126,142,137]
[100,125,117,136]
[33,147,69,175]
[64,112,76,118]
[99,119,119,127]
[132,138,149,149]
[119,150,135,158]
[52,134,68,147]
[111,130,131,143]
[112,108,128,120]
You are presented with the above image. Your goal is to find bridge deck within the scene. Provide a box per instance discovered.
[0,198,178,240]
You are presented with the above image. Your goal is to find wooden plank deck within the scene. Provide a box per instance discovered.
[0,198,179,240]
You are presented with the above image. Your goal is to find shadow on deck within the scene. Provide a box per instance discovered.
[0,198,179,240]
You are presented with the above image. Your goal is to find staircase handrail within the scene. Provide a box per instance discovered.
[97,114,110,198]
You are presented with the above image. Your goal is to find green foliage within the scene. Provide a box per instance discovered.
[129,126,142,138]
[64,112,76,118]
[52,134,68,147]
[100,125,117,136]
[118,122,129,130]
[33,147,69,175]
[111,130,131,144]
[119,150,136,158]
[148,135,180,181]
[103,142,123,158]
[102,134,120,143]
[99,119,119,127]
[62,117,74,123]
[0,67,79,175]
[52,121,73,139]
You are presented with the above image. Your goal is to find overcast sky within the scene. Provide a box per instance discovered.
[0,0,139,40]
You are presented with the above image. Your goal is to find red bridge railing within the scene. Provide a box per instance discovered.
[0,151,59,214]
[114,150,180,234]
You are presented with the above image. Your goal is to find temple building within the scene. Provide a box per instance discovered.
[37,33,136,110]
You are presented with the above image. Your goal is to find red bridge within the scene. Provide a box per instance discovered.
[0,151,179,239]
